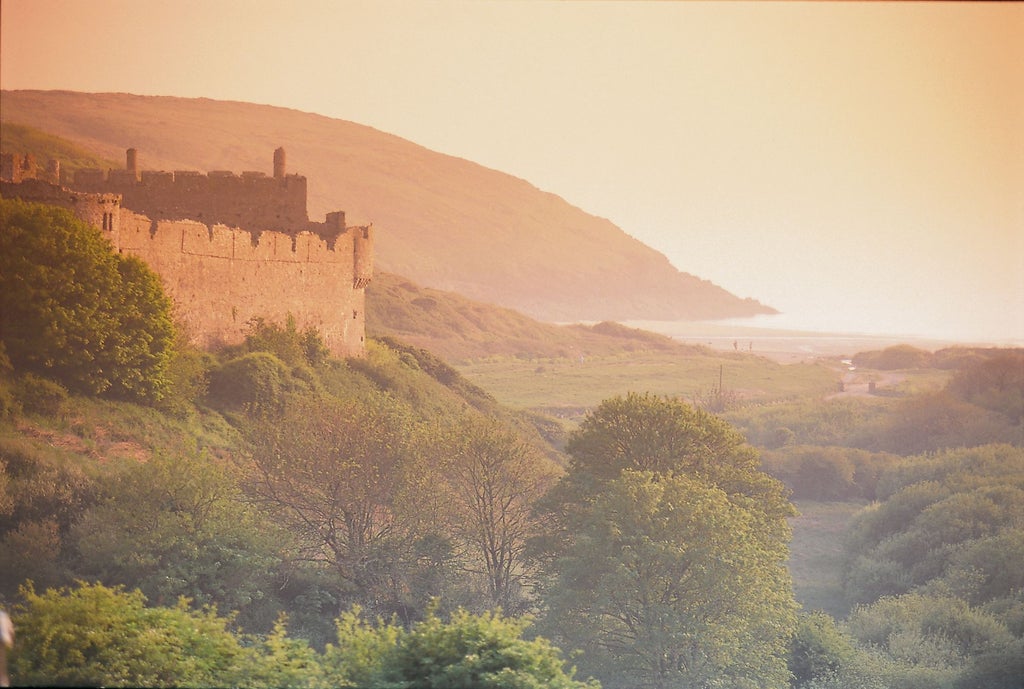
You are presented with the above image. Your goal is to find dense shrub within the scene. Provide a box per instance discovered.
[842,594,1018,689]
[853,391,1020,455]
[9,582,249,688]
[237,316,330,369]
[206,351,292,412]
[788,611,856,688]
[843,445,1024,607]
[947,350,1024,423]
[852,345,933,370]
[156,334,213,418]
[70,451,282,625]
[0,344,15,419]
[761,446,897,501]
[8,582,592,689]
[379,609,596,689]
[0,438,97,598]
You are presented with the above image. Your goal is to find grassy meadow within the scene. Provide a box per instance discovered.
[456,351,841,423]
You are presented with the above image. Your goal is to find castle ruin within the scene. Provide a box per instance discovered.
[1,148,373,358]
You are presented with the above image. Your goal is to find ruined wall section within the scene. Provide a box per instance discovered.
[72,168,309,233]
[2,153,61,185]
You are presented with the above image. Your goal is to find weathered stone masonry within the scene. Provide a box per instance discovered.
[1,149,373,358]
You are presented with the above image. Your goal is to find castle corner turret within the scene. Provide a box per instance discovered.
[273,147,286,179]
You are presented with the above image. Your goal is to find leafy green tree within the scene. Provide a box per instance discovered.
[542,471,794,689]
[380,608,598,689]
[0,198,175,402]
[9,581,248,687]
[560,393,793,523]
[788,611,856,687]
[70,451,281,623]
[565,392,758,480]
[535,394,796,688]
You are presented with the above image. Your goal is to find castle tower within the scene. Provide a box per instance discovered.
[273,147,286,179]
[353,224,374,289]
[126,148,139,176]
[45,159,61,184]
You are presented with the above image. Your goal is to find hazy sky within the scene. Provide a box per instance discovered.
[2,0,1022,342]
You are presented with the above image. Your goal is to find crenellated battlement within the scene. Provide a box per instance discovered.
[69,148,310,232]
[1,148,373,357]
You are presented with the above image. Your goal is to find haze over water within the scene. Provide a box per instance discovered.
[2,1,1021,344]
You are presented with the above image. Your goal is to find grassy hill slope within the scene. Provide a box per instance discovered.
[367,271,695,362]
[1,90,773,322]
[0,122,118,175]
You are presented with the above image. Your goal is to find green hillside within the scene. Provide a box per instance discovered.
[0,121,117,174]
[367,271,694,362]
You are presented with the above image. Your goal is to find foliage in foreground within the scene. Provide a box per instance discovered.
[8,581,595,689]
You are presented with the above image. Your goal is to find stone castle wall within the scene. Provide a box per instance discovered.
[117,211,370,356]
[70,148,310,232]
[1,149,373,358]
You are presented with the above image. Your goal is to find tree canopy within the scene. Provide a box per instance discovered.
[535,393,796,689]
[9,582,595,689]
[0,198,175,402]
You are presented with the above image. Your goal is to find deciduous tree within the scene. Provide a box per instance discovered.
[535,393,796,688]
[71,451,281,620]
[440,415,560,612]
[243,394,428,615]
[542,471,794,689]
[0,199,175,402]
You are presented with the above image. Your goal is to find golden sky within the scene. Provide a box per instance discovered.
[2,0,1022,342]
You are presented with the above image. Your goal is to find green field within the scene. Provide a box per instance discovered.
[456,351,840,421]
